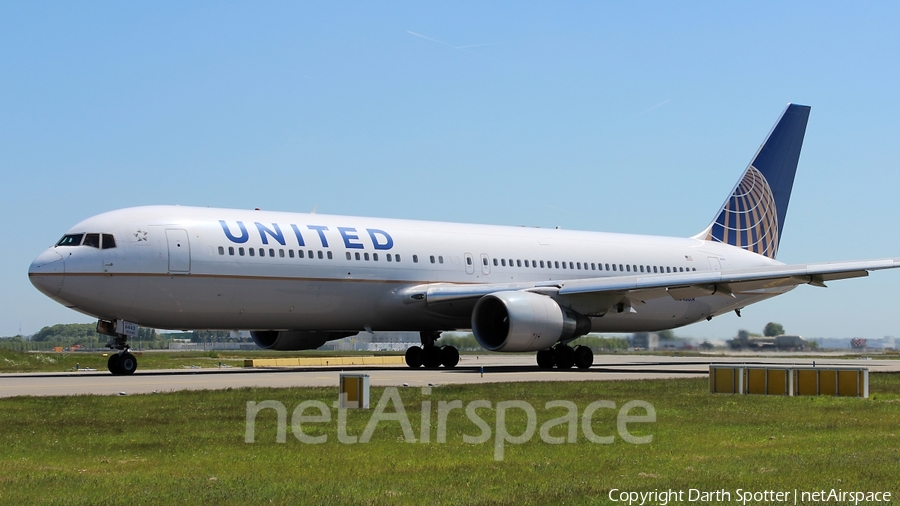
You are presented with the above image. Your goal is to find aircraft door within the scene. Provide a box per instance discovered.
[465,253,475,274]
[166,229,191,273]
[708,257,721,271]
[480,254,491,276]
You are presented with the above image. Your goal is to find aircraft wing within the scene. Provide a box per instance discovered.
[406,257,900,316]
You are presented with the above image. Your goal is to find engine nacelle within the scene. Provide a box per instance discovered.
[250,330,356,351]
[471,291,591,352]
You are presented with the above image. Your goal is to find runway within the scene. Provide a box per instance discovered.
[2,354,898,397]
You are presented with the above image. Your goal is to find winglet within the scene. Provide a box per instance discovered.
[695,104,811,259]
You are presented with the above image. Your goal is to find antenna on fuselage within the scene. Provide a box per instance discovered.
[311,205,318,214]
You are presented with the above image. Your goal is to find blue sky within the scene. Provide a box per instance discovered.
[2,2,898,340]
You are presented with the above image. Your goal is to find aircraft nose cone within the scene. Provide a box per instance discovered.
[29,249,65,296]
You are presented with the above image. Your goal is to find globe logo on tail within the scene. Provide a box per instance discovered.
[705,166,780,259]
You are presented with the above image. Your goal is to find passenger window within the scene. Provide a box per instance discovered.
[626,265,630,272]
[540,260,545,268]
[501,259,506,267]
[239,247,245,256]
[298,250,305,258]
[289,250,295,258]
[517,260,522,267]
[346,252,352,260]
[605,263,610,271]
[102,234,116,249]
[493,258,498,266]
[395,255,400,262]
[430,255,435,264]
[666,267,670,273]
[508,259,513,266]
[355,252,360,260]
[83,233,100,248]
[229,247,235,256]
[639,265,644,272]
[414,255,419,263]
[679,267,684,272]
[270,248,276,257]
[577,262,581,270]
[218,246,225,255]
[653,266,657,273]
[466,257,472,265]
[318,251,324,259]
[364,253,370,261]
[387,254,392,262]
[439,256,443,264]
[373,253,379,261]
[249,248,255,257]
[327,251,333,260]
[259,248,265,257]
[308,250,314,259]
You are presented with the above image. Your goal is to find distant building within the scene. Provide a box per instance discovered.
[629,333,658,350]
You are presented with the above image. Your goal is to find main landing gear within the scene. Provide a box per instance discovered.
[97,320,138,375]
[405,331,460,369]
[536,344,593,370]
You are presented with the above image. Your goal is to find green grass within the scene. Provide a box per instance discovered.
[1,376,899,505]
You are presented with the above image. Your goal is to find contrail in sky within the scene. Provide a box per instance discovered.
[636,99,671,116]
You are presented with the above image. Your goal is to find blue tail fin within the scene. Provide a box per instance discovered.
[696,103,811,259]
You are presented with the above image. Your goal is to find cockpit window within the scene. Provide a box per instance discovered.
[56,234,84,247]
[83,233,101,248]
[101,234,116,249]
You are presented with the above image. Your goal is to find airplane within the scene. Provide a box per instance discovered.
[29,104,899,375]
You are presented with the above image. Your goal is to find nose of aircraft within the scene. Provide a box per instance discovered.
[29,249,65,296]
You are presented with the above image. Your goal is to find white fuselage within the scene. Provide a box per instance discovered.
[29,205,788,333]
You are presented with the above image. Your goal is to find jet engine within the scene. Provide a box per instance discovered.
[471,291,591,352]
[250,330,356,351]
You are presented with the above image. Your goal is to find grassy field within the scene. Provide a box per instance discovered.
[1,376,899,505]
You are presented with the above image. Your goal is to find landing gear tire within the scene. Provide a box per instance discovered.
[574,345,593,370]
[422,346,443,369]
[440,346,460,368]
[119,352,138,375]
[554,345,576,369]
[405,346,423,368]
[107,354,122,375]
[536,349,555,369]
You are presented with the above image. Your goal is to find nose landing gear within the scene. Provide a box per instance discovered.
[107,351,138,375]
[97,319,139,375]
